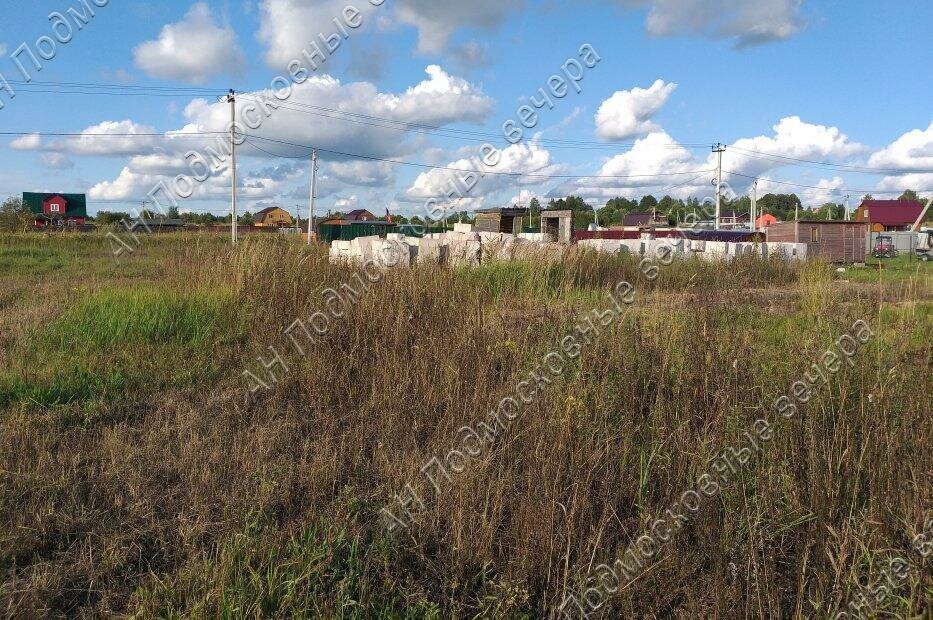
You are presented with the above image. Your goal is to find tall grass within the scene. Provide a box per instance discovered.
[0,235,929,617]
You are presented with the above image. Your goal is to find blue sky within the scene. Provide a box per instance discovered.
[1,0,931,216]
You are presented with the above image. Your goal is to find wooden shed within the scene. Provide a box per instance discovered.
[474,207,528,235]
[766,220,868,263]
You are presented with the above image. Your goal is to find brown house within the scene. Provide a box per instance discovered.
[345,209,376,222]
[767,220,868,263]
[854,200,925,232]
[254,206,294,228]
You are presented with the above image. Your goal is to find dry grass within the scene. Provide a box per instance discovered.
[0,233,930,617]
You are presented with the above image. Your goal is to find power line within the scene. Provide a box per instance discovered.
[724,170,932,195]
[242,133,716,180]
[727,146,906,174]
[0,130,225,137]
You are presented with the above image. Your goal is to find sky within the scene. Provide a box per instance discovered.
[0,0,931,217]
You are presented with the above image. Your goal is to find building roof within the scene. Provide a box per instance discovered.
[345,209,375,220]
[23,192,88,218]
[858,200,924,226]
[254,206,286,216]
[721,210,750,220]
[622,211,666,227]
[476,207,528,216]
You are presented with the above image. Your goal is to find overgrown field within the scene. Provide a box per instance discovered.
[1,232,930,617]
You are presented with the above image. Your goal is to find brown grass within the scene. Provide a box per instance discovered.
[0,233,930,617]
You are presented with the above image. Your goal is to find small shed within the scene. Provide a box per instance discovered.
[474,207,528,235]
[540,209,573,243]
[767,220,868,263]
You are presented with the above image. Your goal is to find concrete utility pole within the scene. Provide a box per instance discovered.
[228,89,238,246]
[751,180,758,232]
[713,143,725,229]
[845,194,850,221]
[307,149,318,245]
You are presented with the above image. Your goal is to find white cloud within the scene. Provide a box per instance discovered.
[258,0,384,68]
[595,79,677,141]
[333,195,359,210]
[0,44,7,57]
[404,139,561,212]
[10,133,42,150]
[328,160,396,186]
[39,153,75,170]
[617,0,806,47]
[801,176,845,207]
[564,131,707,200]
[84,68,490,206]
[134,3,245,84]
[868,122,933,173]
[876,173,933,194]
[720,116,864,180]
[258,0,522,66]
[564,117,861,202]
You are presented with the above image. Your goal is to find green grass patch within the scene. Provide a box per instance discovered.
[0,244,70,273]
[132,522,437,618]
[44,287,237,350]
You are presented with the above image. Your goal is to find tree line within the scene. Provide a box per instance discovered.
[0,190,928,233]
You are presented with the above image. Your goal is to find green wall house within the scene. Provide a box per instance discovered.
[23,192,88,228]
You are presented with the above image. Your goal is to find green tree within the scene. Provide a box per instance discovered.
[167,206,180,219]
[639,195,659,210]
[239,211,254,226]
[899,189,919,202]
[0,196,31,232]
[94,211,132,226]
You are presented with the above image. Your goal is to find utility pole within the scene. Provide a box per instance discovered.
[845,194,850,221]
[713,143,725,229]
[228,89,237,246]
[751,180,758,232]
[307,149,318,245]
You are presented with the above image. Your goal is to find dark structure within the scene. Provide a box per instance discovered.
[345,209,377,222]
[474,207,528,234]
[621,211,668,228]
[23,192,87,228]
[767,220,868,263]
[540,209,573,243]
[136,218,187,232]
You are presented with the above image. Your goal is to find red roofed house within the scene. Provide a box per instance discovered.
[755,213,779,229]
[855,200,925,232]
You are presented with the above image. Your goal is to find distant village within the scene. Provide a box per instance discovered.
[3,189,931,265]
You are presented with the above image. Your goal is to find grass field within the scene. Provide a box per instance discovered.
[1,232,930,617]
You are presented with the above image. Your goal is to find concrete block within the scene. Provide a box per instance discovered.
[453,222,474,233]
[448,240,481,267]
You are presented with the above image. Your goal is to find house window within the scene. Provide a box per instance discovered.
[50,204,61,213]
[810,227,820,243]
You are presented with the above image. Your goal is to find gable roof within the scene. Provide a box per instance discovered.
[23,192,88,218]
[345,209,375,220]
[254,206,285,217]
[858,200,924,226]
[622,211,666,227]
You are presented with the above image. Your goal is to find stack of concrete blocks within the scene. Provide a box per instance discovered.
[442,231,482,267]
[416,237,448,265]
[519,232,551,243]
